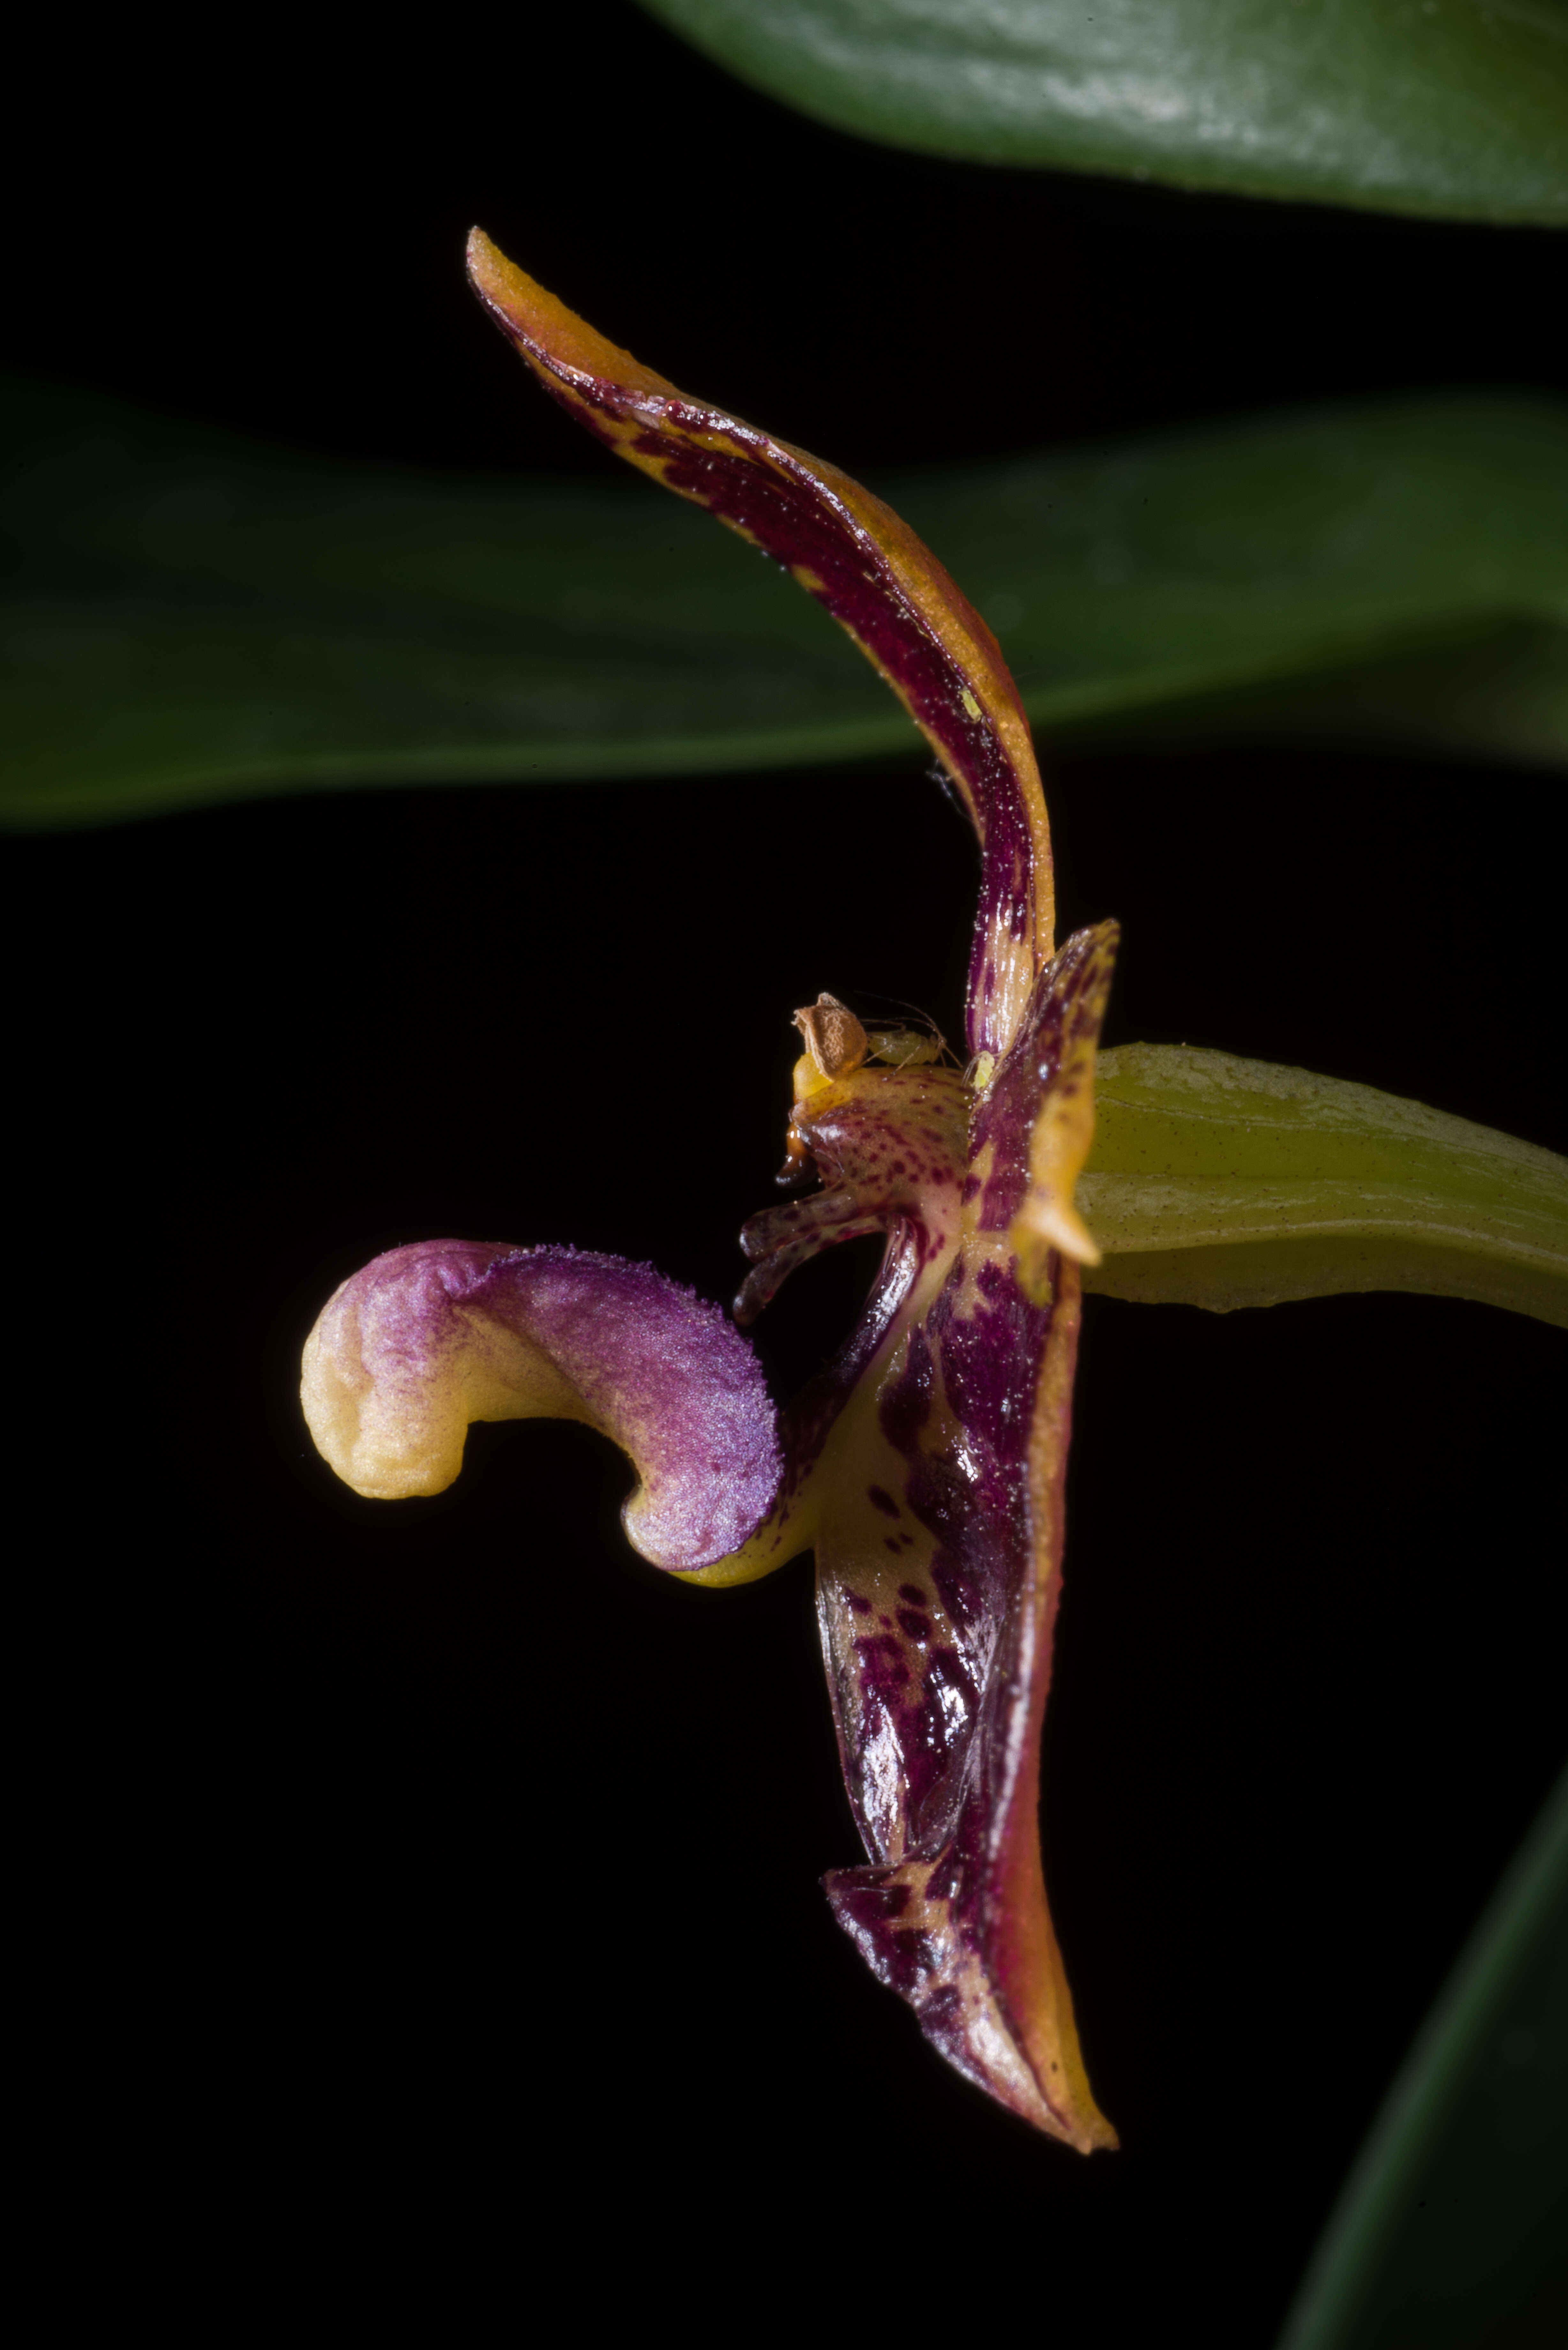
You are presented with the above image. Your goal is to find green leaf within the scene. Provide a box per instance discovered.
[640,0,1568,224]
[1275,1762,1568,2350]
[1079,1046,1568,1328]
[3,369,1565,827]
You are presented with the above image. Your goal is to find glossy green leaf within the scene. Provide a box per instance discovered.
[3,369,1565,827]
[640,0,1568,224]
[1079,1046,1568,1328]
[1276,1762,1568,2350]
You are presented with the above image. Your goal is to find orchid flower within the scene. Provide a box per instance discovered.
[301,231,1568,2149]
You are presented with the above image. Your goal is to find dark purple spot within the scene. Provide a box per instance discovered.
[855,1632,911,1695]
[879,1320,935,1453]
[925,1847,964,1904]
[931,1558,979,1627]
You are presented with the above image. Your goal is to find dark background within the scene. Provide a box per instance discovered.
[10,3,1565,2328]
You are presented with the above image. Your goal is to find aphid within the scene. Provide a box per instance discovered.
[863,1024,944,1072]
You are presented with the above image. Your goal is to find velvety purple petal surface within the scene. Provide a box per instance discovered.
[303,1241,781,1571]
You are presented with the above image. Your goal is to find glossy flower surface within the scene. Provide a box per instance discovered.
[302,231,1568,2145]
[303,231,1119,2146]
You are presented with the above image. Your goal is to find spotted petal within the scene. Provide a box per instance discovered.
[466,229,1054,1058]
[775,929,1119,2146]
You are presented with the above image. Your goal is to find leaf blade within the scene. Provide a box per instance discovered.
[4,370,1565,826]
[640,0,1568,224]
[1276,1762,1568,2350]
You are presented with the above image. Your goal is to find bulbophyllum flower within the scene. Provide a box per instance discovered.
[303,231,1566,2147]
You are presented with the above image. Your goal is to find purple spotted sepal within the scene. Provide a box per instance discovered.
[465,229,1054,1062]
[742,927,1120,2148]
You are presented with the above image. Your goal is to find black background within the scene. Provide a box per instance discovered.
[10,4,1566,2328]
